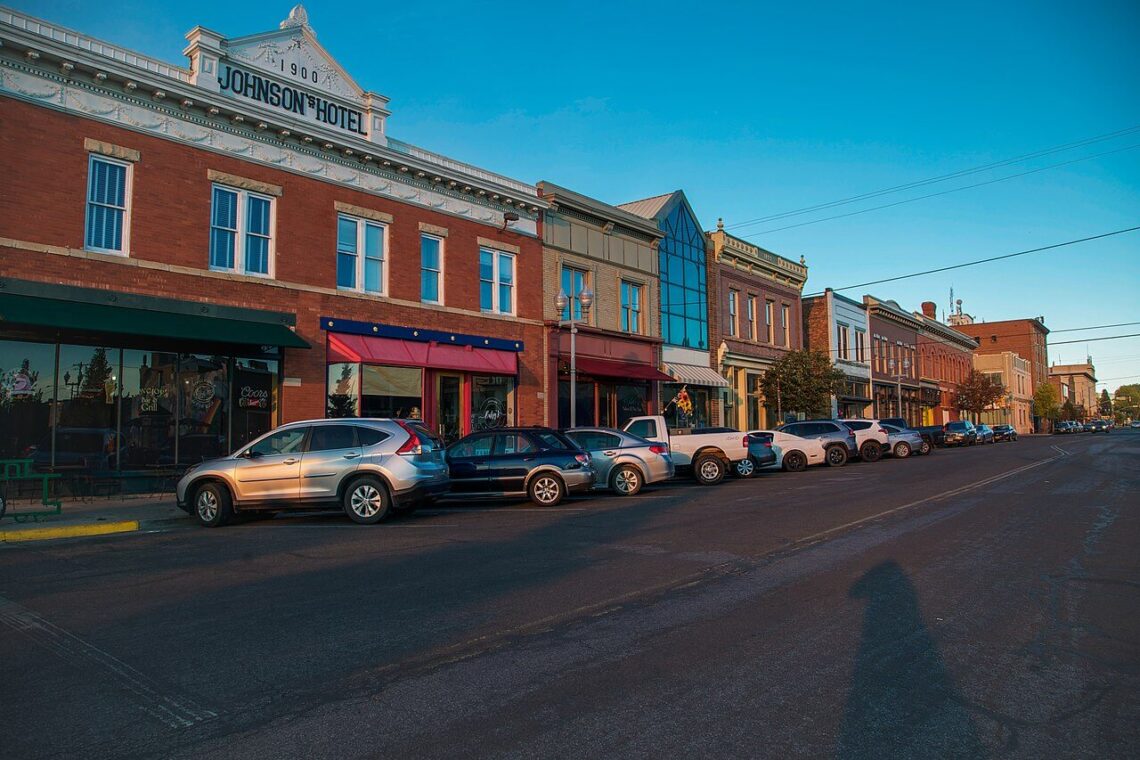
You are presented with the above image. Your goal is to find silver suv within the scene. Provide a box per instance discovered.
[176,418,450,527]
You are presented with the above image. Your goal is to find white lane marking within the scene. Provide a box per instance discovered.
[1051,444,1071,456]
[266,524,460,529]
[421,507,587,514]
[791,452,1064,548]
[0,595,217,729]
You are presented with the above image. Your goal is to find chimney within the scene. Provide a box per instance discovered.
[920,301,937,319]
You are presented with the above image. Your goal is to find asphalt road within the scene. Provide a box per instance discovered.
[2,431,1138,759]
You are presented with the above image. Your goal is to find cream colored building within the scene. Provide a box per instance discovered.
[974,351,1033,434]
[1049,362,1098,420]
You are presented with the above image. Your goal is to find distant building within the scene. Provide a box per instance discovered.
[802,289,872,419]
[1048,362,1098,420]
[951,311,1050,430]
[864,296,922,425]
[974,351,1033,434]
[913,301,977,426]
[707,220,807,430]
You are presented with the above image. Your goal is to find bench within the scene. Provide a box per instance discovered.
[0,459,63,523]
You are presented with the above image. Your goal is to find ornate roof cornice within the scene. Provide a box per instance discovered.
[707,222,808,290]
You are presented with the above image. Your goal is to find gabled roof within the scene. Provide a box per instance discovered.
[617,192,676,221]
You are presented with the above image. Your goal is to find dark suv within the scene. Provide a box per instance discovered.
[445,427,595,506]
[943,420,978,447]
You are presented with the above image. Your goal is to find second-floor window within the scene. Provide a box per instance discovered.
[211,186,273,276]
[336,215,385,293]
[855,330,866,362]
[728,290,738,337]
[837,323,850,360]
[621,280,642,334]
[782,304,791,347]
[746,297,756,340]
[560,265,588,320]
[480,248,514,315]
[765,300,775,343]
[421,234,443,304]
[85,156,131,255]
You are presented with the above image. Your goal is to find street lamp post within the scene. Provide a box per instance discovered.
[555,285,594,428]
[888,357,911,420]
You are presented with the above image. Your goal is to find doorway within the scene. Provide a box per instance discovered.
[436,374,462,444]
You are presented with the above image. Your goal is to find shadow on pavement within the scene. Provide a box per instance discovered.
[837,560,985,760]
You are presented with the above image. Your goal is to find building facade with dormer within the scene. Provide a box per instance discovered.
[618,191,728,428]
[536,182,672,427]
[0,5,546,486]
[707,221,807,430]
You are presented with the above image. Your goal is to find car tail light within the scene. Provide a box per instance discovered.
[394,420,423,456]
[742,435,750,448]
[575,453,590,466]
[649,443,669,456]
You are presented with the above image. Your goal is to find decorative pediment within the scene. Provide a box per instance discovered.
[224,26,361,103]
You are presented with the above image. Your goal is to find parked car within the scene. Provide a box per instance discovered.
[743,432,779,475]
[991,424,1018,442]
[943,420,978,447]
[879,424,926,458]
[976,424,996,444]
[1090,419,1110,434]
[839,419,892,462]
[446,427,594,506]
[768,421,858,471]
[751,424,855,472]
[879,418,938,454]
[564,427,674,495]
[177,418,450,527]
[623,415,749,485]
[1131,420,1140,429]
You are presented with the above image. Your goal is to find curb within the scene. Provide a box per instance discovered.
[0,520,140,543]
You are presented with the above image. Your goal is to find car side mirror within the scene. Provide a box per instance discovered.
[244,450,263,459]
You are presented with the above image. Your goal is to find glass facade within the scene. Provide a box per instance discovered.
[0,339,279,493]
[658,201,708,350]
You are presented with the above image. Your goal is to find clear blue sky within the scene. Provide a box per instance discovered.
[14,0,1140,396]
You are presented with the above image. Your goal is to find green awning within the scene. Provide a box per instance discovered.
[0,292,310,349]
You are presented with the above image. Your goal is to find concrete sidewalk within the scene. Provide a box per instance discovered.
[0,494,191,543]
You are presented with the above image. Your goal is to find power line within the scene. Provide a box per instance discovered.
[1051,321,1140,333]
[726,124,1140,231]
[1051,333,1140,346]
[804,225,1140,296]
[739,143,1140,238]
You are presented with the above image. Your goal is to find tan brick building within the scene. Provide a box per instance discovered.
[974,352,1033,433]
[537,182,670,427]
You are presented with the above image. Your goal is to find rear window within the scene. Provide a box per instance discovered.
[356,426,390,447]
[845,421,871,431]
[531,430,576,450]
[626,419,657,439]
[946,422,968,431]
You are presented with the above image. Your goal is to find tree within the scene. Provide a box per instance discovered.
[1113,383,1140,423]
[1098,389,1112,417]
[760,350,847,421]
[956,370,1007,422]
[1033,383,1060,427]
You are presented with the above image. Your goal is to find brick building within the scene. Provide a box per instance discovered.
[802,289,872,419]
[536,182,671,427]
[951,313,1050,430]
[864,296,922,425]
[1048,362,1098,420]
[707,221,807,429]
[913,301,976,425]
[0,6,546,484]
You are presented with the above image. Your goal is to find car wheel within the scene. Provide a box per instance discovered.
[825,446,848,467]
[611,465,643,496]
[860,441,883,462]
[693,454,726,485]
[919,440,932,455]
[528,472,565,506]
[893,442,911,458]
[194,482,232,528]
[344,476,390,524]
[734,458,756,478]
[782,451,808,473]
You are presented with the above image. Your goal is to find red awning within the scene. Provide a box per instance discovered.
[327,333,517,375]
[572,356,674,382]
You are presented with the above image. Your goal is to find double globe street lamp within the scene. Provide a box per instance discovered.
[555,285,594,427]
[887,356,911,419]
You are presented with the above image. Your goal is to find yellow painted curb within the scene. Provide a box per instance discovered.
[0,520,140,543]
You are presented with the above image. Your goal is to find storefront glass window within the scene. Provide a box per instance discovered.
[178,354,229,466]
[472,375,512,431]
[663,383,709,429]
[558,380,596,428]
[233,358,279,449]
[121,350,177,468]
[0,340,57,468]
[361,365,422,419]
[327,362,360,418]
[615,383,648,426]
[56,345,121,472]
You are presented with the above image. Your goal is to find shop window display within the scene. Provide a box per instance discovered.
[361,365,422,419]
[0,340,57,467]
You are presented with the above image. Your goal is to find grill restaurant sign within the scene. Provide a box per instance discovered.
[218,63,367,136]
[185,5,390,144]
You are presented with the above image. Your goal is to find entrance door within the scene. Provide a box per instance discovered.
[437,374,462,445]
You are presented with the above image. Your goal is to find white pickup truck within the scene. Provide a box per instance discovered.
[622,415,750,485]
